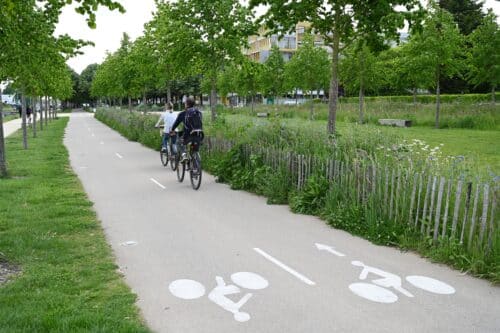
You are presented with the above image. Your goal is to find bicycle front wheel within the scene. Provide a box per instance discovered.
[190,152,202,190]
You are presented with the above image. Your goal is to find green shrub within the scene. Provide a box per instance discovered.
[290,175,330,215]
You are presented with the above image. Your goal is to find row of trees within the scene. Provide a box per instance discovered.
[0,0,125,176]
[90,0,499,131]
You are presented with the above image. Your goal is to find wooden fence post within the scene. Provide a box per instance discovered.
[459,182,473,244]
[433,177,446,241]
[487,189,497,252]
[451,180,463,238]
[441,179,452,238]
[479,184,490,245]
[421,175,432,234]
[468,183,481,248]
[414,173,424,228]
[427,176,438,236]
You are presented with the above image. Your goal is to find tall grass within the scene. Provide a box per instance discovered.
[226,100,499,130]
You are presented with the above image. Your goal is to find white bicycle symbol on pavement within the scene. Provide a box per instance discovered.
[169,272,269,322]
[349,261,456,303]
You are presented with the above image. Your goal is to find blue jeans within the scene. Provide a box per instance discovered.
[162,133,177,154]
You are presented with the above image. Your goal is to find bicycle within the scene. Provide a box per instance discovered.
[176,130,203,190]
[157,126,177,171]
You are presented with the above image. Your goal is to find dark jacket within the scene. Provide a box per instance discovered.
[171,108,202,141]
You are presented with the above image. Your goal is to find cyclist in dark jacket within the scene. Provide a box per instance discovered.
[171,97,202,142]
[171,97,203,161]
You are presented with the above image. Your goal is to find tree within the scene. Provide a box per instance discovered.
[284,34,330,119]
[0,0,123,175]
[439,0,484,35]
[340,41,383,123]
[261,45,286,103]
[406,2,464,128]
[467,11,500,104]
[78,64,99,105]
[128,36,157,107]
[217,64,239,108]
[158,0,256,121]
[235,58,264,112]
[0,86,6,177]
[250,0,423,134]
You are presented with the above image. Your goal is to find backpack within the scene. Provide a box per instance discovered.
[185,108,203,133]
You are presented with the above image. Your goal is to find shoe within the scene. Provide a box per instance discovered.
[181,153,188,162]
[161,147,167,153]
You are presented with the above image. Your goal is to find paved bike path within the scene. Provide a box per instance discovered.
[3,118,23,137]
[64,112,499,333]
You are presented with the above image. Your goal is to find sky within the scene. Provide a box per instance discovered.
[55,0,500,74]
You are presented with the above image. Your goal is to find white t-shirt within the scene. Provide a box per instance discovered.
[158,111,177,133]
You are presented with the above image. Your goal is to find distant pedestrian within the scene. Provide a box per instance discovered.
[17,105,22,118]
[27,106,32,126]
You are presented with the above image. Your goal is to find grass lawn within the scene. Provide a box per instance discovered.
[221,114,500,175]
[0,119,150,332]
[385,126,500,173]
[2,115,18,122]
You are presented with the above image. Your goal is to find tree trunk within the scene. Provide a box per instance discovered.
[33,97,37,138]
[359,84,364,124]
[251,94,255,113]
[492,85,496,104]
[435,72,440,129]
[54,99,58,119]
[45,96,48,126]
[166,84,172,104]
[0,87,7,177]
[327,29,340,134]
[310,91,314,120]
[128,96,132,112]
[143,89,147,107]
[199,94,203,107]
[21,94,28,149]
[39,97,43,131]
[413,87,417,106]
[210,74,217,121]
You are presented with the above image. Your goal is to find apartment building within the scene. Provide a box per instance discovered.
[244,22,330,63]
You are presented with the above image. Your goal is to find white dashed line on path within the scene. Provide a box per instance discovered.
[254,248,316,286]
[150,178,166,190]
[115,153,123,159]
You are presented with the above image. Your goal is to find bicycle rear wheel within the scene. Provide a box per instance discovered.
[177,158,185,182]
[170,145,178,171]
[160,149,169,167]
[190,152,202,190]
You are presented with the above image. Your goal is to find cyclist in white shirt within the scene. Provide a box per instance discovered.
[155,102,178,153]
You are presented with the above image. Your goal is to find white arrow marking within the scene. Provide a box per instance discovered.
[254,248,315,286]
[115,153,123,159]
[150,178,166,189]
[315,243,346,257]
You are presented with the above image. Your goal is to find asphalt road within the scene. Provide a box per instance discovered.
[64,112,499,333]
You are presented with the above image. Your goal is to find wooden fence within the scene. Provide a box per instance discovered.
[205,137,498,253]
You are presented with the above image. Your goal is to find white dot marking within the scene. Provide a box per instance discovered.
[169,279,206,300]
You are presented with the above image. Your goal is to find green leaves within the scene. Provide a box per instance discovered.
[467,12,500,92]
[285,34,330,95]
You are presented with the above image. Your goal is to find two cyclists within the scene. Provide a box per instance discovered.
[171,97,204,190]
